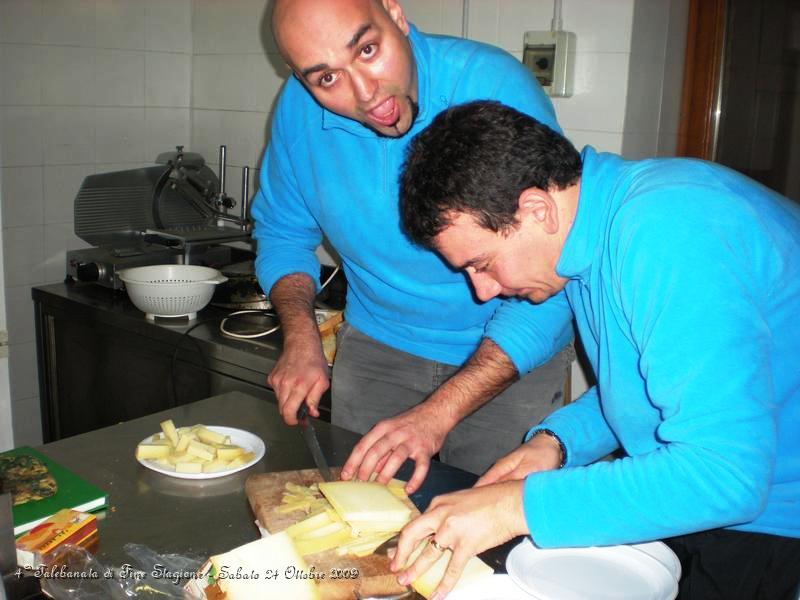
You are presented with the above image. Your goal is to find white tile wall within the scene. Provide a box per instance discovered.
[95,49,146,107]
[1,0,194,446]
[145,52,192,107]
[1,167,43,228]
[0,44,43,106]
[0,0,43,45]
[95,0,147,51]
[42,107,96,165]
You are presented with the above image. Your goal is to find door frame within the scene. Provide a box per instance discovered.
[677,0,728,159]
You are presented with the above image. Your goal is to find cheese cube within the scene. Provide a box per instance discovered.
[195,426,227,445]
[187,440,216,461]
[216,445,245,461]
[202,459,231,473]
[175,461,203,474]
[160,419,179,446]
[226,452,255,468]
[136,443,172,460]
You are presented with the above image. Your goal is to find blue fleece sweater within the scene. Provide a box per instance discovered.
[251,26,573,372]
[524,147,800,546]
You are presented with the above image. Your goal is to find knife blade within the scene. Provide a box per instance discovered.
[297,404,333,481]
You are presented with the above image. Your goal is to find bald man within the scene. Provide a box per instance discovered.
[251,0,574,492]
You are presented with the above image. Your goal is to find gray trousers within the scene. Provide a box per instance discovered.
[331,322,574,476]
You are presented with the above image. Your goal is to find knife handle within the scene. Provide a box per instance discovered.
[296,403,308,422]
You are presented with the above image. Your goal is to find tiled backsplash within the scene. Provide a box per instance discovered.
[0,0,193,448]
[0,0,688,449]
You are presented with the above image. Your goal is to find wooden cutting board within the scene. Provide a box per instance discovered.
[246,468,423,600]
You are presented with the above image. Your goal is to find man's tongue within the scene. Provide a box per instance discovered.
[368,97,398,126]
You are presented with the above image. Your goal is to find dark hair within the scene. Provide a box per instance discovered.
[399,100,582,248]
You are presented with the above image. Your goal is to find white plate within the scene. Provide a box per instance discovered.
[630,541,682,582]
[137,426,266,480]
[506,538,678,600]
[447,574,534,600]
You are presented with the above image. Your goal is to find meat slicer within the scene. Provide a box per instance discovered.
[66,146,252,290]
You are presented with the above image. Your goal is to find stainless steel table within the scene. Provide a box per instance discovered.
[34,391,487,568]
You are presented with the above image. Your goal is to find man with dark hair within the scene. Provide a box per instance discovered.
[251,0,574,493]
[393,100,800,600]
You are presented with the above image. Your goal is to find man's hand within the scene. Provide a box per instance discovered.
[340,403,449,494]
[391,481,528,599]
[476,431,562,486]
[268,339,330,425]
[341,339,519,494]
[268,273,328,425]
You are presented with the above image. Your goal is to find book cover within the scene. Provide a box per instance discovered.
[0,447,107,536]
[15,508,98,569]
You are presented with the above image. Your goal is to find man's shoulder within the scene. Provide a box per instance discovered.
[421,30,527,84]
[272,76,322,146]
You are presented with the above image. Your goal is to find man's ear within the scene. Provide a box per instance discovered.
[383,0,410,35]
[518,188,559,235]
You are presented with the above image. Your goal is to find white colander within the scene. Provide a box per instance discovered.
[118,265,228,320]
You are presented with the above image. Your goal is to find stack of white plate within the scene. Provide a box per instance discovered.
[449,538,681,600]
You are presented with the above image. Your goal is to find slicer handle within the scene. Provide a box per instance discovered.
[241,166,250,229]
[218,145,227,195]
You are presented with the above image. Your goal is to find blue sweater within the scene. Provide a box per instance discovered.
[524,147,800,546]
[251,26,573,372]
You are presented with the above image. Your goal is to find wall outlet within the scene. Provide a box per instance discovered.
[523,30,576,97]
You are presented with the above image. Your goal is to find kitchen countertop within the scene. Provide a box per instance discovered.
[32,282,283,383]
[29,391,515,592]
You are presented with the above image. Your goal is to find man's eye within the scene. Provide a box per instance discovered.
[361,43,377,58]
[319,72,336,87]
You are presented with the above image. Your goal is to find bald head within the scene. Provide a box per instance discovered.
[272,0,379,51]
[269,0,419,137]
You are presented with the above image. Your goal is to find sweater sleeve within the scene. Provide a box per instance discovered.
[526,385,620,467]
[251,102,323,296]
[484,292,574,374]
[521,194,777,547]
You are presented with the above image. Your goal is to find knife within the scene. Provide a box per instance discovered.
[297,404,333,481]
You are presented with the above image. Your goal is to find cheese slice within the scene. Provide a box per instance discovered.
[319,481,411,526]
[210,532,321,600]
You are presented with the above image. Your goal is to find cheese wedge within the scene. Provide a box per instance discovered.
[210,532,321,600]
[411,546,494,599]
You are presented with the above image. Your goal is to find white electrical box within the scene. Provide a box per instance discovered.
[523,30,576,97]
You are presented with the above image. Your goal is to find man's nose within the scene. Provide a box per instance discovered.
[469,272,501,302]
[351,67,377,103]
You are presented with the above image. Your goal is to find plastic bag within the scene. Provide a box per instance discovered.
[39,543,204,599]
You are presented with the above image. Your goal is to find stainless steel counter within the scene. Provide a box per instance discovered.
[36,391,345,565]
[35,391,487,569]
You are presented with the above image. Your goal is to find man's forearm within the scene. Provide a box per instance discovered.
[427,338,519,428]
[269,273,322,349]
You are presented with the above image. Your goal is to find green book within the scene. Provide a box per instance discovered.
[0,447,107,536]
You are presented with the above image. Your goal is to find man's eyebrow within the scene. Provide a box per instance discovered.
[300,23,373,79]
[347,23,372,49]
[455,254,488,271]
[301,63,328,79]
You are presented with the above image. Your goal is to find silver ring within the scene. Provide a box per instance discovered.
[430,538,445,552]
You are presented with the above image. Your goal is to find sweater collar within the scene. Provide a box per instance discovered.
[556,146,627,281]
[321,23,430,137]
